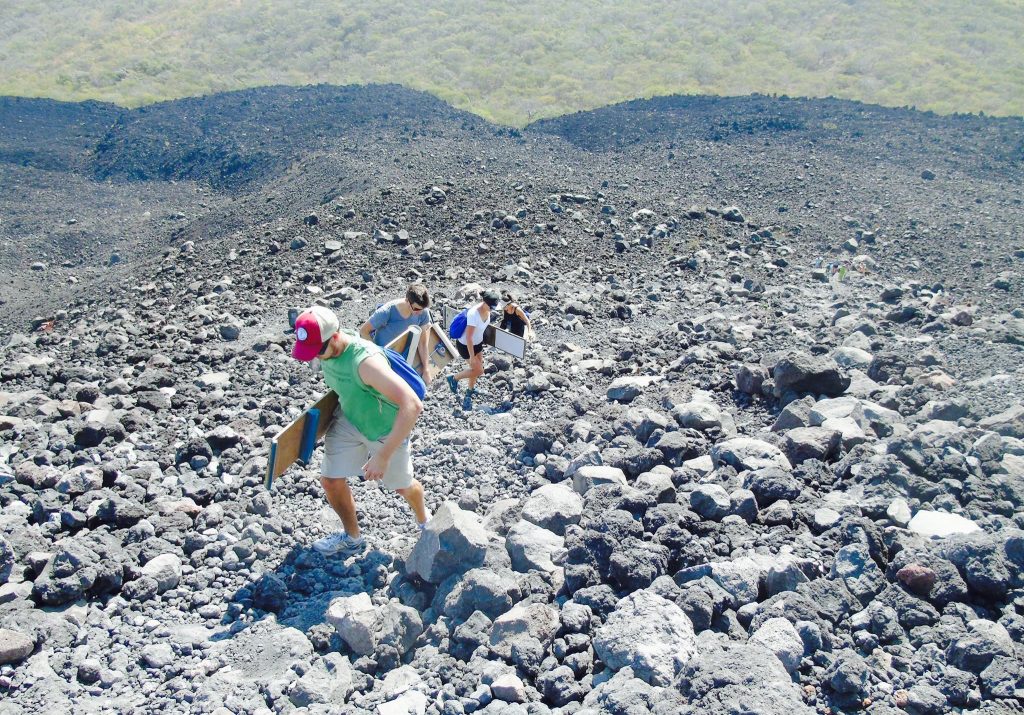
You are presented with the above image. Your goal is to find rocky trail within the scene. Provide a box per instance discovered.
[1,85,1023,715]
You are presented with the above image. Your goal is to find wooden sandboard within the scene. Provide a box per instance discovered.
[265,325,455,490]
[388,323,458,372]
[265,390,338,490]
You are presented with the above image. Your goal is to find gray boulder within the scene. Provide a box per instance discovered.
[675,635,813,713]
[711,437,792,472]
[407,502,489,583]
[0,628,34,664]
[784,426,841,464]
[140,553,182,593]
[288,653,354,707]
[749,617,804,673]
[506,519,564,574]
[572,465,628,495]
[773,352,851,396]
[489,603,559,659]
[593,589,696,686]
[521,483,583,535]
[443,567,522,621]
[689,485,731,521]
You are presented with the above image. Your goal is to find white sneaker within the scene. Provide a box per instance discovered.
[312,532,365,556]
[418,509,432,531]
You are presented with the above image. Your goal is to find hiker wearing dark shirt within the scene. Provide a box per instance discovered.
[499,291,534,340]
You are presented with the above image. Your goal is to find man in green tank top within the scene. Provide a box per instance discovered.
[292,305,430,556]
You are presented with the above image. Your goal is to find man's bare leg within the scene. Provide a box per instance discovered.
[321,477,360,537]
[396,479,427,524]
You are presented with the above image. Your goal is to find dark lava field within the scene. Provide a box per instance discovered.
[0,84,1023,715]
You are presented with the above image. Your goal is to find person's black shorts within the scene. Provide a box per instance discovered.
[457,341,486,360]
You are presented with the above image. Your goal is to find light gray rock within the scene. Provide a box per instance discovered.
[593,589,696,686]
[886,498,912,527]
[55,465,103,495]
[689,484,731,520]
[506,519,563,574]
[675,635,813,713]
[607,376,662,403]
[490,603,559,659]
[327,592,377,655]
[572,465,627,495]
[378,690,428,715]
[908,510,981,538]
[0,628,34,664]
[749,617,804,673]
[141,553,182,593]
[521,483,583,535]
[141,643,175,669]
[407,502,489,583]
[832,347,873,370]
[711,437,792,472]
[708,555,769,607]
[491,672,529,703]
[784,426,841,464]
[288,653,354,708]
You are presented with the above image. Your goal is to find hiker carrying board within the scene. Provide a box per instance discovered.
[358,283,435,383]
[289,305,430,556]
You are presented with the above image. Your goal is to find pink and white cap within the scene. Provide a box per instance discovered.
[291,305,340,362]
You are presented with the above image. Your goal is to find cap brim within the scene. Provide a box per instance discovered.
[292,341,322,362]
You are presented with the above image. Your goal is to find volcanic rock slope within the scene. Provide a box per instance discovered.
[1,85,1023,714]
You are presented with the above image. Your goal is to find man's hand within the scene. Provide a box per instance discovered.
[363,452,390,481]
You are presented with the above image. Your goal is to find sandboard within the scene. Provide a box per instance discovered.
[265,390,338,490]
[265,325,454,490]
[388,323,458,372]
[484,325,527,360]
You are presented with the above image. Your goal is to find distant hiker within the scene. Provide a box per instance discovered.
[359,283,434,382]
[447,289,500,409]
[293,305,430,556]
[499,291,534,340]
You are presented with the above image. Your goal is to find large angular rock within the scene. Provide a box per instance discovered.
[288,653,354,708]
[521,483,583,535]
[750,616,807,673]
[676,634,813,712]
[572,465,627,495]
[141,553,182,593]
[784,426,841,464]
[607,376,662,403]
[326,593,377,655]
[593,589,696,686]
[908,510,981,538]
[0,628,34,665]
[773,352,851,396]
[55,465,103,495]
[506,519,564,573]
[326,594,422,658]
[489,603,559,659]
[711,437,792,472]
[442,568,522,621]
[407,502,489,583]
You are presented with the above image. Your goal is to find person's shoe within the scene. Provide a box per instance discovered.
[417,508,433,531]
[462,389,475,410]
[446,375,459,394]
[312,532,365,556]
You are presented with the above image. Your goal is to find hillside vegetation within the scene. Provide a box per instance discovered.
[1,0,1022,125]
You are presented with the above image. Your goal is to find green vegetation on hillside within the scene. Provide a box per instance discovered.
[1,0,1021,125]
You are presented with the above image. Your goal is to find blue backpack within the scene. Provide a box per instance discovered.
[383,347,427,400]
[448,310,468,340]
